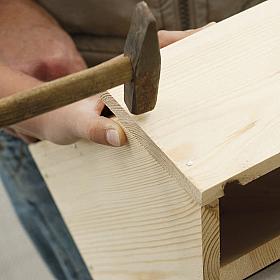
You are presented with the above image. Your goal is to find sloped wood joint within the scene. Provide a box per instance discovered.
[102,92,203,204]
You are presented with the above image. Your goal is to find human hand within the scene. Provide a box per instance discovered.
[14,96,127,146]
[0,0,214,147]
[0,0,86,81]
[158,23,215,48]
[0,64,126,146]
[0,0,126,146]
[35,23,216,145]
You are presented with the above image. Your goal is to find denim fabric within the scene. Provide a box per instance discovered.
[0,131,92,280]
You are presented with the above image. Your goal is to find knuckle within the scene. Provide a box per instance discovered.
[87,119,100,142]
[36,54,69,80]
[158,30,167,38]
[87,118,107,144]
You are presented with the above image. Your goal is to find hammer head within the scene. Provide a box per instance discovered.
[124,1,161,115]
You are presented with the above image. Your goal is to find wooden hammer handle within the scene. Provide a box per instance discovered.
[0,55,132,128]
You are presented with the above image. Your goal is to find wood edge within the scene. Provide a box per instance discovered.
[231,152,280,186]
[30,92,280,208]
[220,234,280,280]
[202,200,220,280]
[29,140,53,159]
[201,152,280,206]
[101,92,204,205]
[201,185,224,206]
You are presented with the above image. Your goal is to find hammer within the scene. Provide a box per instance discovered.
[0,1,160,128]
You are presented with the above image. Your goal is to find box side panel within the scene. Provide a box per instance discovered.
[30,138,204,280]
[109,0,280,205]
[220,169,280,279]
[202,201,220,280]
[221,235,280,280]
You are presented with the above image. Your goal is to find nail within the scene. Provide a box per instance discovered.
[106,129,121,147]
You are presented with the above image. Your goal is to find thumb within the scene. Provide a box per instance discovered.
[79,116,127,147]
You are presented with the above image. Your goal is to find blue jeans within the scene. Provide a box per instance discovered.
[0,131,92,280]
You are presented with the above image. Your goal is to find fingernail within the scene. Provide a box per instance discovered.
[205,22,216,27]
[106,129,121,147]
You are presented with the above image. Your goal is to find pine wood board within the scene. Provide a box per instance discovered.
[106,0,280,205]
[219,168,280,279]
[31,140,205,280]
[30,138,280,280]
[202,201,220,280]
[221,235,280,280]
[29,1,280,279]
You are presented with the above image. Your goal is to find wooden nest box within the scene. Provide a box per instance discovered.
[31,0,280,279]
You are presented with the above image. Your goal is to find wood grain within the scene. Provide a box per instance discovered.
[202,201,220,280]
[107,0,280,205]
[221,235,280,280]
[31,139,204,280]
[30,1,280,279]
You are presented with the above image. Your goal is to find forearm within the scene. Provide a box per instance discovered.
[0,0,44,95]
[0,0,49,138]
[0,0,57,26]
[0,0,79,80]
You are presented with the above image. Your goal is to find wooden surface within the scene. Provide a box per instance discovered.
[2,174,280,280]
[30,138,280,280]
[31,140,205,280]
[219,168,280,279]
[107,0,280,205]
[221,235,280,280]
[202,201,220,279]
[249,260,280,280]
[220,169,280,266]
[30,1,280,279]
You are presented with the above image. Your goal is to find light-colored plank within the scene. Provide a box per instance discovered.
[220,170,280,266]
[30,1,280,279]
[249,261,280,280]
[221,235,280,280]
[202,201,220,280]
[31,138,205,280]
[107,0,280,205]
[219,168,280,279]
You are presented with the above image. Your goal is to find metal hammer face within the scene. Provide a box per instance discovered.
[124,2,161,115]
